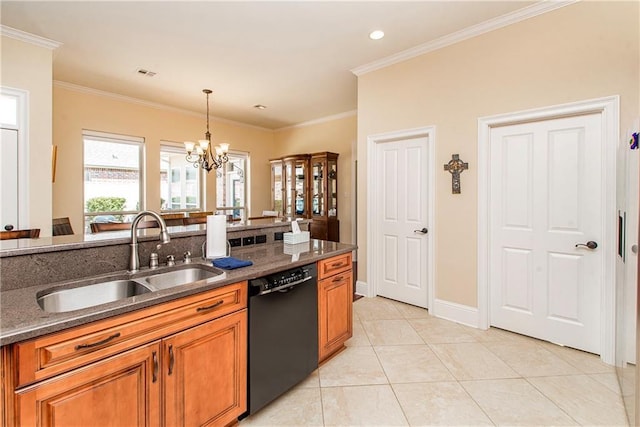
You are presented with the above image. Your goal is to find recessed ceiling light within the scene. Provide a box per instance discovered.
[369,30,385,40]
[254,104,267,110]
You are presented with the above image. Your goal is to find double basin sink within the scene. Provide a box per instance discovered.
[36,264,225,313]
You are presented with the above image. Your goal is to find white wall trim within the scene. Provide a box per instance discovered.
[1,25,62,50]
[355,280,369,297]
[477,96,620,365]
[1,86,30,229]
[275,110,357,131]
[432,299,479,328]
[351,1,577,76]
[366,126,436,307]
[53,81,272,132]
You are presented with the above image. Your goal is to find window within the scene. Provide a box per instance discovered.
[216,152,248,220]
[160,143,203,212]
[83,131,144,232]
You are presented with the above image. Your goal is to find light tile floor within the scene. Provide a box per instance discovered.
[240,296,629,426]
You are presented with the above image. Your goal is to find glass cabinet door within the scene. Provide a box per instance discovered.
[328,158,337,218]
[284,161,293,217]
[312,159,324,216]
[294,160,306,217]
[271,160,283,215]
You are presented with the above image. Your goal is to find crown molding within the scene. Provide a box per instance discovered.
[351,0,578,76]
[276,110,357,131]
[54,80,272,132]
[1,25,62,50]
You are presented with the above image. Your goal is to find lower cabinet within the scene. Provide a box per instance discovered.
[318,253,353,363]
[15,342,162,427]
[164,310,247,427]
[5,284,248,427]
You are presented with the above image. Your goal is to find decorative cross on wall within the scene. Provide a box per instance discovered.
[444,154,469,194]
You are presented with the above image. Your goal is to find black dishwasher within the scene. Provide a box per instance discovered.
[246,263,318,415]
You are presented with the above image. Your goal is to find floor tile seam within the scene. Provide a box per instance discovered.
[538,344,609,373]
[526,373,630,408]
[371,342,396,389]
[424,341,469,382]
[454,378,499,426]
[317,379,327,427]
[385,381,413,427]
[521,376,584,426]
[476,340,539,377]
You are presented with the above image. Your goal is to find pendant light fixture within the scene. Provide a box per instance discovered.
[184,89,229,172]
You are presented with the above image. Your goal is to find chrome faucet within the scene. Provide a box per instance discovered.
[129,210,171,272]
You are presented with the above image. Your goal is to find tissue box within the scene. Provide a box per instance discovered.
[283,242,310,255]
[283,231,310,244]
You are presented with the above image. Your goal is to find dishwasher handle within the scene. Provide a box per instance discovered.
[257,275,314,295]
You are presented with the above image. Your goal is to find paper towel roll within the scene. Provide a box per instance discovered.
[206,215,227,259]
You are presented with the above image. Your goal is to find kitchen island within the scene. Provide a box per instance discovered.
[0,224,355,427]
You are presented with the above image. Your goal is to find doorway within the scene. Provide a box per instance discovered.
[478,96,618,364]
[367,127,435,309]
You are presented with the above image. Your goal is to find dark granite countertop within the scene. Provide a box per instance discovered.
[0,239,355,346]
[0,218,310,257]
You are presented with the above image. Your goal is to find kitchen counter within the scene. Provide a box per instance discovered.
[0,239,355,346]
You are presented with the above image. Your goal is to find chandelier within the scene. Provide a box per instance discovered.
[184,89,229,172]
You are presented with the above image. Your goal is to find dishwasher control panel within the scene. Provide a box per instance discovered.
[249,264,316,295]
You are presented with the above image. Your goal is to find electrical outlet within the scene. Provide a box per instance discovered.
[255,234,267,244]
[228,238,241,247]
[242,236,255,246]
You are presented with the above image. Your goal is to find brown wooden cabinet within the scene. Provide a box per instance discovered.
[164,310,246,427]
[3,283,248,427]
[282,154,311,220]
[318,253,353,363]
[14,342,161,427]
[310,152,339,242]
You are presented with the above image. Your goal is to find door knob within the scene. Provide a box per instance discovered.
[4,225,14,231]
[575,241,598,250]
[414,228,428,235]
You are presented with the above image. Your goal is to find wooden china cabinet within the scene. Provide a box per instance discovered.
[310,152,339,242]
[282,154,311,220]
[270,152,339,242]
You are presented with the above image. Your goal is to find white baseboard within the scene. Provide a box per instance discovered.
[355,280,370,297]
[432,298,480,329]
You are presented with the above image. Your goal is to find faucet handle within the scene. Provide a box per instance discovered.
[166,254,175,267]
[183,251,192,263]
[149,252,159,269]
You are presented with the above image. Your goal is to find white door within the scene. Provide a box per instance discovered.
[490,114,603,354]
[374,135,430,308]
[624,143,638,363]
[0,128,19,230]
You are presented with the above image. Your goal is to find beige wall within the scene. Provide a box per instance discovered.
[1,36,54,236]
[357,1,640,306]
[274,114,357,244]
[53,85,276,233]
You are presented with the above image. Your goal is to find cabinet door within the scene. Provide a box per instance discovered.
[14,342,161,427]
[164,309,247,427]
[319,271,353,362]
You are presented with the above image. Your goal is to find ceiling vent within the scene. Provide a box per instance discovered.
[136,68,157,77]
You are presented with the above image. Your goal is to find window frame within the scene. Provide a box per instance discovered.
[216,150,249,221]
[82,130,145,231]
[159,141,205,213]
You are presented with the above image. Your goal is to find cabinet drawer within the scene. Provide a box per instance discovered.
[318,252,352,279]
[11,282,247,388]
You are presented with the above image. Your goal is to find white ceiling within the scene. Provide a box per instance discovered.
[1,1,537,129]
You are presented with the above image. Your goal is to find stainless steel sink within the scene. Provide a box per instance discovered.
[37,280,152,313]
[143,267,221,290]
